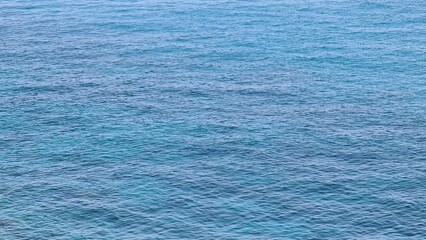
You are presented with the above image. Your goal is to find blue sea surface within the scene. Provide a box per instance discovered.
[1,0,425,239]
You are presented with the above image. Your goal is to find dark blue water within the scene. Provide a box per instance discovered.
[1,0,425,239]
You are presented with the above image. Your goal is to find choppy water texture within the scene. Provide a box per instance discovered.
[1,0,426,239]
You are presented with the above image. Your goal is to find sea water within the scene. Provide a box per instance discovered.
[0,0,425,239]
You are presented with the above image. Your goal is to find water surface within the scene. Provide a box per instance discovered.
[1,0,425,239]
